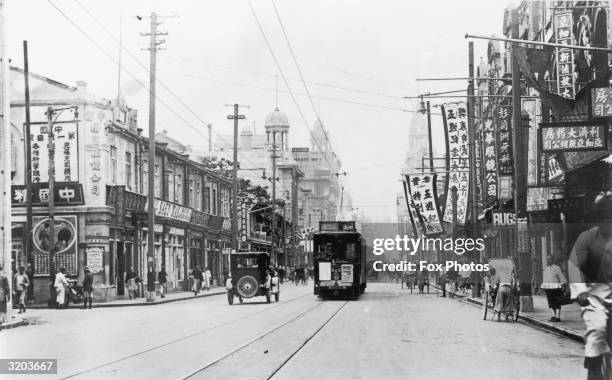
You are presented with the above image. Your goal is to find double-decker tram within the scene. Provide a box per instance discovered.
[313,221,366,298]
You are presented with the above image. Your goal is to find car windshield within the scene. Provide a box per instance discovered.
[236,257,259,268]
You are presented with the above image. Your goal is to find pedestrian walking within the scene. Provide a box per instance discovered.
[54,267,69,309]
[203,267,212,291]
[125,267,138,299]
[158,265,168,298]
[493,268,516,321]
[191,266,203,295]
[541,255,567,322]
[82,266,94,309]
[146,266,156,300]
[13,266,29,314]
[417,270,425,294]
[0,264,10,329]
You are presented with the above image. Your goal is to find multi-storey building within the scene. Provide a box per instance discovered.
[9,67,233,302]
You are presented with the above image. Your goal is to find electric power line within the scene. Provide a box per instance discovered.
[67,0,260,168]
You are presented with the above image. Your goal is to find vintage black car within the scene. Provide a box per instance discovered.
[226,252,280,305]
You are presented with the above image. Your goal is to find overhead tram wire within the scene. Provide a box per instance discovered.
[247,0,334,170]
[69,0,260,168]
[174,72,415,113]
[271,0,336,160]
[164,56,404,100]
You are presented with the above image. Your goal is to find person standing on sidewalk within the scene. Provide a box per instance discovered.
[13,267,29,314]
[54,267,69,309]
[158,265,168,298]
[203,267,212,291]
[146,266,156,300]
[568,191,612,380]
[25,263,34,301]
[541,255,567,322]
[82,267,94,310]
[0,264,10,327]
[125,267,138,299]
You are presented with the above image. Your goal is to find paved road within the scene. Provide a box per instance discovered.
[1,283,584,380]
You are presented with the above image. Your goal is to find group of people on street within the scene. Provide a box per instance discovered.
[190,266,212,295]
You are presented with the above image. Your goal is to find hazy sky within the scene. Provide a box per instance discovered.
[7,0,507,222]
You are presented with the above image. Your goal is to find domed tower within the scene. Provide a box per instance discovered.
[264,108,290,151]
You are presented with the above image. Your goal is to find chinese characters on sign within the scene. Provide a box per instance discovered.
[495,103,513,176]
[406,174,443,236]
[85,247,104,273]
[30,122,78,183]
[443,103,470,225]
[11,183,84,206]
[148,199,193,223]
[555,12,575,99]
[402,180,424,237]
[540,124,606,152]
[523,98,540,186]
[591,87,612,117]
[86,111,105,196]
[32,216,78,275]
[482,118,498,207]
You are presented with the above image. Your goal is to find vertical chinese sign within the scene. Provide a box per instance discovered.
[555,11,575,99]
[86,111,105,197]
[482,117,498,208]
[406,174,444,236]
[30,122,78,183]
[442,103,470,225]
[402,179,424,237]
[495,102,513,200]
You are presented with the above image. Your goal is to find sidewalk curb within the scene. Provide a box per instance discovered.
[26,289,226,309]
[1,317,28,330]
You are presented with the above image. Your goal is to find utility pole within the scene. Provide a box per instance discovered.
[207,123,212,152]
[467,41,480,298]
[23,40,34,300]
[426,101,434,171]
[0,0,12,315]
[46,107,56,304]
[141,13,167,300]
[271,141,278,265]
[511,9,532,311]
[226,104,246,266]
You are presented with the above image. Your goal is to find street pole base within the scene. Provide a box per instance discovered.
[520,295,533,312]
[146,292,156,302]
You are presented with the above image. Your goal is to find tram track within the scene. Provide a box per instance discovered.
[184,299,349,380]
[60,290,312,379]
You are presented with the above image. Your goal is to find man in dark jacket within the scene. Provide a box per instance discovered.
[158,265,168,298]
[82,266,94,309]
[191,266,203,295]
[146,266,156,301]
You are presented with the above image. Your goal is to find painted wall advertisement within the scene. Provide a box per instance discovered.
[442,103,470,225]
[30,122,78,183]
[32,215,78,275]
[405,174,444,236]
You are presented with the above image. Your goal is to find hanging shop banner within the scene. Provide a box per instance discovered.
[11,182,84,206]
[539,122,607,152]
[402,179,423,237]
[30,122,79,183]
[498,176,514,201]
[145,199,193,223]
[554,11,576,99]
[32,215,78,275]
[590,87,612,118]
[548,153,565,182]
[527,187,551,212]
[85,246,104,274]
[406,174,444,236]
[495,103,513,176]
[482,117,498,207]
[442,103,470,225]
[522,98,540,186]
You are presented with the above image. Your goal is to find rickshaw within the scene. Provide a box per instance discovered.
[482,258,520,322]
[226,252,280,305]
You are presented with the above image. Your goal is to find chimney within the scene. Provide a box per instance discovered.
[162,129,168,135]
[76,81,88,97]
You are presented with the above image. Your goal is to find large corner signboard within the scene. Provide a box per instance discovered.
[539,121,607,153]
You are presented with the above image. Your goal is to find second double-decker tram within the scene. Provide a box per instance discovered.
[313,221,366,298]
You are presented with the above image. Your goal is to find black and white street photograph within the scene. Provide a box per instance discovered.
[1,1,612,379]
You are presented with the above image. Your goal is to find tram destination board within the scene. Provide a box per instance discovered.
[319,221,356,232]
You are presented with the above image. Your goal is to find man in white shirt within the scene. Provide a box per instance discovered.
[54,267,69,309]
[203,267,212,291]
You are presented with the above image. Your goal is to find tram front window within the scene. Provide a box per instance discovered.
[316,236,357,260]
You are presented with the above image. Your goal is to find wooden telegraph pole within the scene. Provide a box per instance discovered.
[226,104,246,269]
[141,13,166,300]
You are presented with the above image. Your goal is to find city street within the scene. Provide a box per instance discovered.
[2,283,584,380]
